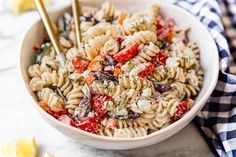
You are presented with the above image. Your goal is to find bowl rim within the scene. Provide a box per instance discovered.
[18,1,219,142]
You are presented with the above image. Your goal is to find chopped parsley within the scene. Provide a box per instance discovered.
[127,62,135,72]
[77,77,85,84]
[99,81,109,89]
[114,101,120,107]
[190,63,197,69]
[45,63,52,69]
[156,39,167,49]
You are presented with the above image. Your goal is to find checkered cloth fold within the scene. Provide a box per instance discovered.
[175,0,236,156]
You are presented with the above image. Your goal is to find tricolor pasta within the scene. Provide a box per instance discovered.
[28,1,203,138]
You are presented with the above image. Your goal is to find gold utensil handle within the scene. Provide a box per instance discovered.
[33,0,62,55]
[72,0,81,49]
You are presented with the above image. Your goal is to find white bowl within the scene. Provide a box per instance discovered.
[18,0,219,150]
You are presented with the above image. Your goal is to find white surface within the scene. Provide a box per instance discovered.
[0,0,214,156]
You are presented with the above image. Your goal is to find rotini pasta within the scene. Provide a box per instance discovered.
[119,74,154,91]
[113,126,148,138]
[121,43,160,70]
[122,17,156,35]
[90,79,121,97]
[29,77,44,92]
[94,1,125,21]
[84,35,110,60]
[122,30,157,46]
[148,4,160,26]
[28,64,42,78]
[66,83,84,113]
[100,38,119,55]
[37,88,65,112]
[82,23,108,41]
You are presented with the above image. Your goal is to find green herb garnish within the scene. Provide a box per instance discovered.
[156,39,167,49]
[190,63,197,69]
[114,101,120,107]
[127,62,134,72]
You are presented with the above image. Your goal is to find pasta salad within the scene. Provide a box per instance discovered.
[28,1,203,138]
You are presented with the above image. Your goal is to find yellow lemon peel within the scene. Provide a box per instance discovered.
[0,138,37,157]
[12,0,51,15]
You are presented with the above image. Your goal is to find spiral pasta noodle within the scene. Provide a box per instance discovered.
[147,4,160,33]
[90,80,121,97]
[122,17,156,35]
[41,70,73,96]
[122,30,157,46]
[65,84,84,113]
[84,35,110,60]
[29,77,44,92]
[28,64,42,78]
[83,23,108,41]
[100,38,119,55]
[37,88,65,112]
[118,74,154,91]
[121,43,160,70]
[187,42,200,61]
[113,126,148,138]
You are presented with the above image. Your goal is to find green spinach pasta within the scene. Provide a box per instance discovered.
[28,1,203,138]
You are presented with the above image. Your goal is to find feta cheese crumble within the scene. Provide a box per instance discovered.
[166,57,179,68]
[137,100,152,112]
[183,47,195,58]
[141,88,152,97]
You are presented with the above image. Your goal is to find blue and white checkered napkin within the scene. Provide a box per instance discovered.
[175,0,236,156]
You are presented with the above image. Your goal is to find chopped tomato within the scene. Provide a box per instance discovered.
[40,101,67,118]
[77,116,101,133]
[156,17,175,43]
[183,37,188,45]
[115,35,124,45]
[85,74,96,84]
[116,62,123,67]
[113,43,139,63]
[87,60,103,71]
[157,17,174,29]
[33,43,40,52]
[152,52,168,66]
[87,55,105,71]
[171,98,194,121]
[92,95,112,117]
[47,109,67,119]
[72,57,89,73]
[39,101,50,111]
[70,24,75,31]
[117,14,126,25]
[138,63,155,78]
[58,114,76,127]
[157,28,174,43]
[156,17,166,29]
[166,18,175,28]
[113,66,122,77]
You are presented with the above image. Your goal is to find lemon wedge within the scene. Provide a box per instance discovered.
[44,152,55,157]
[0,138,37,157]
[15,138,37,157]
[12,0,51,15]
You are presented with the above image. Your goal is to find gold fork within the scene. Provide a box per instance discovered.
[33,0,63,55]
[72,0,82,50]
